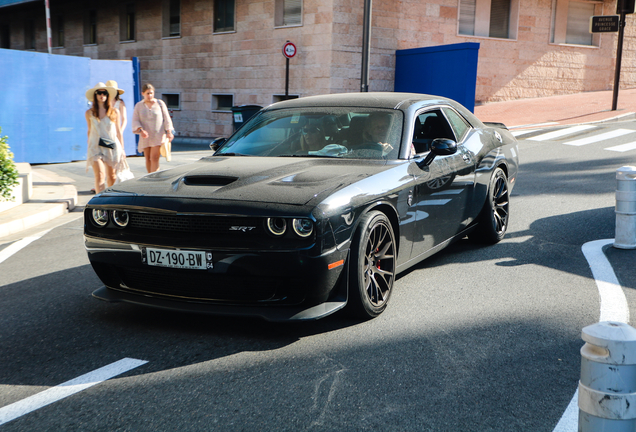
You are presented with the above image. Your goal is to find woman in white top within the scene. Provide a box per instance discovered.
[85,82,124,193]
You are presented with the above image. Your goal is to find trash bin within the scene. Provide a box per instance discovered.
[231,105,262,131]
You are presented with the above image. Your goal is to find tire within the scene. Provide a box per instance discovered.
[470,167,509,244]
[348,211,396,319]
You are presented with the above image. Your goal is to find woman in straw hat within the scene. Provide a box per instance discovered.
[105,80,127,136]
[85,82,124,193]
[132,83,174,173]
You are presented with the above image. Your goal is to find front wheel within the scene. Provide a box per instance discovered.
[470,167,510,244]
[348,211,396,319]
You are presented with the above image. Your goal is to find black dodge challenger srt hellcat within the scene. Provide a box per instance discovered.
[84,92,519,321]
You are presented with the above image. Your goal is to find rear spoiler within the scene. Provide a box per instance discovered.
[483,122,509,131]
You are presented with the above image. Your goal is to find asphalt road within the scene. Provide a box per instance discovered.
[1,122,635,431]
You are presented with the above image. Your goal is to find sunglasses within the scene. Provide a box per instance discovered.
[95,90,109,96]
[302,127,321,135]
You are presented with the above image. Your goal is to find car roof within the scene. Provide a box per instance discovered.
[264,92,454,112]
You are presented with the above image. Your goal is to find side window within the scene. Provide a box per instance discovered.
[442,107,471,142]
[412,109,454,154]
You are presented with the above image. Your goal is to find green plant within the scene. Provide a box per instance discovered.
[0,128,20,202]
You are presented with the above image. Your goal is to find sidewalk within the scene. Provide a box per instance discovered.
[2,88,636,241]
[474,88,636,129]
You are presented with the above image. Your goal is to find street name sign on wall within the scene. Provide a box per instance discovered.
[589,15,620,33]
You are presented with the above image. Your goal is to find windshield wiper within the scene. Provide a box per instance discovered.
[215,152,249,156]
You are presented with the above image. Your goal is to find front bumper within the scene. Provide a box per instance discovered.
[85,236,349,321]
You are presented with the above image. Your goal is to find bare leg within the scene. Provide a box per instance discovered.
[144,146,162,173]
[92,160,106,193]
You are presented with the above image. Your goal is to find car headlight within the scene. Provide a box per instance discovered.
[292,218,313,237]
[267,218,287,236]
[92,209,109,227]
[112,210,129,227]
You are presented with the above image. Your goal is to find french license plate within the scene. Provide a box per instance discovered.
[143,248,212,270]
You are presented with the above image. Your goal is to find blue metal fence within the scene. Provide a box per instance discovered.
[394,42,480,112]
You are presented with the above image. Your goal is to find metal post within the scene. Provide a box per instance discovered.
[579,322,636,431]
[360,0,372,92]
[44,0,52,54]
[612,11,626,110]
[285,57,290,100]
[614,166,636,249]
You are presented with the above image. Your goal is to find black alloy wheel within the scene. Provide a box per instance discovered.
[348,211,396,318]
[471,167,509,244]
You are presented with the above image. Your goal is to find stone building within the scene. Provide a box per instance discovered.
[1,0,635,138]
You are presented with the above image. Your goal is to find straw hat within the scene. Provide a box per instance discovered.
[85,82,117,101]
[105,80,125,95]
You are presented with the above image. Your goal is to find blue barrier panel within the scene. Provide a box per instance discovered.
[394,42,480,112]
[0,48,135,164]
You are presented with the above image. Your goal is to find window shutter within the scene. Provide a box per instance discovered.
[566,1,594,45]
[489,0,510,38]
[283,0,302,26]
[459,0,476,36]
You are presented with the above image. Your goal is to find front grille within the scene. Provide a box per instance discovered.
[115,266,303,304]
[129,213,262,235]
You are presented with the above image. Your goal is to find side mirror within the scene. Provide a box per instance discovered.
[416,138,457,169]
[210,137,227,152]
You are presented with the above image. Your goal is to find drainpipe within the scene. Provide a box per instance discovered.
[360,0,372,92]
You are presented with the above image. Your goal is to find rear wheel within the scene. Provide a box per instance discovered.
[470,167,509,244]
[348,211,396,319]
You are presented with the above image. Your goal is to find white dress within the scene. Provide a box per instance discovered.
[86,115,123,171]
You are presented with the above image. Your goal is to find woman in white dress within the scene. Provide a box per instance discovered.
[85,82,124,193]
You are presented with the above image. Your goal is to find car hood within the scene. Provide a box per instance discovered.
[107,156,394,206]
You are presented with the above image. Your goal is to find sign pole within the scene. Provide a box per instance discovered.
[612,10,626,111]
[285,57,290,100]
[282,41,297,101]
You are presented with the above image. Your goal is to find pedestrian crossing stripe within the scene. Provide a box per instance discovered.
[564,129,635,146]
[526,125,597,141]
[605,142,636,152]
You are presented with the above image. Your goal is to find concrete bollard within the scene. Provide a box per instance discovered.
[614,166,636,249]
[579,321,636,431]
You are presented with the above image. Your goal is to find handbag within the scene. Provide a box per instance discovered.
[98,137,116,149]
[114,158,135,184]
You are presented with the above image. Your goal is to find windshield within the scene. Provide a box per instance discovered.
[215,107,404,160]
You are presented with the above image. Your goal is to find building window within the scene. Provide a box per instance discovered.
[212,94,234,111]
[163,0,181,37]
[551,0,602,46]
[84,9,97,45]
[162,93,180,110]
[275,0,302,27]
[120,3,136,42]
[53,15,64,47]
[272,94,299,103]
[458,0,519,39]
[25,19,35,50]
[214,0,235,33]
[0,24,10,49]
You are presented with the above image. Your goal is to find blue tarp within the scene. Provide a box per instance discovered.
[0,49,136,163]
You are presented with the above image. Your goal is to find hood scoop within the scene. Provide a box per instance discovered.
[183,175,238,186]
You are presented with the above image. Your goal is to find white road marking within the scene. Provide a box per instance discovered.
[605,141,636,152]
[563,129,635,147]
[0,358,148,426]
[552,239,629,432]
[0,229,51,265]
[526,125,597,141]
[511,129,538,137]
